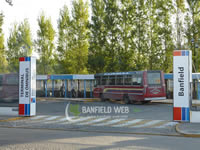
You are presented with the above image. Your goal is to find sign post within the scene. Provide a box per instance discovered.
[19,57,36,116]
[173,50,192,122]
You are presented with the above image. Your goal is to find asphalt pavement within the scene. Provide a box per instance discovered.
[1,98,200,138]
[1,127,200,150]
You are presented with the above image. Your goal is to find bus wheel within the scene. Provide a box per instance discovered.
[100,94,105,102]
[124,95,130,104]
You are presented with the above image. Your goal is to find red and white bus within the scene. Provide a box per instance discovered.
[0,73,19,102]
[93,70,166,104]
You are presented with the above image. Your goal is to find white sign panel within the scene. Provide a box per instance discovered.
[19,57,36,116]
[173,50,191,122]
[19,61,30,104]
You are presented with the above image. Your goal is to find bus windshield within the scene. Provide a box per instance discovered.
[147,72,161,85]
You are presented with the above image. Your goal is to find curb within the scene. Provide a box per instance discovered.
[0,125,181,137]
[175,123,200,138]
[0,117,24,122]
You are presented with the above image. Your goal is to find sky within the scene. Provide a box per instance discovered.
[0,0,73,40]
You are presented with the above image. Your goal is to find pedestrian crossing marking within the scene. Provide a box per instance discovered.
[126,119,151,127]
[154,122,178,128]
[9,115,178,129]
[112,119,144,127]
[146,120,170,128]
[95,118,126,126]
[130,120,164,128]
[78,117,110,126]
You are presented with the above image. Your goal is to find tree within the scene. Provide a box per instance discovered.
[132,0,149,70]
[185,0,200,71]
[35,13,55,74]
[103,0,121,72]
[157,0,175,72]
[117,0,136,71]
[57,5,72,74]
[0,13,8,73]
[88,0,106,73]
[62,0,89,74]
[7,19,33,72]
[175,0,185,49]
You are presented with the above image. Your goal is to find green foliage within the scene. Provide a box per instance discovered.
[88,0,106,73]
[35,13,55,74]
[7,19,33,72]
[0,13,8,73]
[3,0,200,74]
[185,0,200,72]
[146,0,174,71]
[103,0,121,72]
[62,0,89,74]
[56,5,72,74]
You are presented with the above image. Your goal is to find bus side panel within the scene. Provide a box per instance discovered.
[144,71,166,100]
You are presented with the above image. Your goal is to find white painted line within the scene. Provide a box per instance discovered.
[0,107,18,116]
[44,116,76,124]
[94,118,126,126]
[112,119,143,127]
[44,116,60,121]
[30,115,47,120]
[60,116,94,124]
[131,120,163,128]
[155,122,178,128]
[78,117,110,126]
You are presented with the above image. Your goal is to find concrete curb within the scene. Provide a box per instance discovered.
[0,116,28,122]
[175,123,200,138]
[0,125,181,137]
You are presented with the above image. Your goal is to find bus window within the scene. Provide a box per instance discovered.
[147,72,161,85]
[108,76,115,85]
[102,76,108,85]
[95,76,101,87]
[116,75,123,85]
[132,75,142,85]
[124,75,132,85]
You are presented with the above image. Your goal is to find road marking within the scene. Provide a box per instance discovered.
[4,115,179,129]
[94,118,126,126]
[146,120,170,128]
[60,116,95,124]
[112,119,144,127]
[155,122,178,128]
[30,115,48,120]
[43,116,60,121]
[130,120,163,128]
[78,117,110,126]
